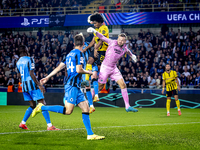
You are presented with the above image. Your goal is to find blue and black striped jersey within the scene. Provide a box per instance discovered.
[62,49,84,88]
[16,56,38,92]
[82,42,90,70]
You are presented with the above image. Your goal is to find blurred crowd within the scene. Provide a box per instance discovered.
[0,0,199,16]
[0,26,200,89]
[0,29,94,88]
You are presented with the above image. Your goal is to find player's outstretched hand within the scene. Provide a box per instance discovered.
[40,77,49,85]
[132,54,137,63]
[39,85,46,93]
[88,70,93,76]
[87,27,96,33]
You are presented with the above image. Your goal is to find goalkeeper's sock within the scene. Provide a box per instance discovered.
[166,99,171,113]
[85,64,92,80]
[175,100,181,111]
[121,88,130,109]
[41,106,65,114]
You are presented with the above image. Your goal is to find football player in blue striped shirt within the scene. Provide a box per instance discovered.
[82,42,99,114]
[17,45,59,130]
[32,34,105,140]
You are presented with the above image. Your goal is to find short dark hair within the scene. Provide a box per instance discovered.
[166,63,170,66]
[18,45,26,54]
[90,12,104,23]
[74,34,84,47]
[118,33,127,39]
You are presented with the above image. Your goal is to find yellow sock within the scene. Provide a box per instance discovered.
[176,100,180,111]
[85,64,92,80]
[166,99,171,113]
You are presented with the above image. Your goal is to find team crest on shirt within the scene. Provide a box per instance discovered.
[123,48,124,51]
[102,30,106,34]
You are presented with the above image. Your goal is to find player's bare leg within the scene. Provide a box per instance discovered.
[78,101,105,140]
[117,78,138,112]
[98,82,105,92]
[91,71,99,102]
[174,95,181,116]
[166,97,171,116]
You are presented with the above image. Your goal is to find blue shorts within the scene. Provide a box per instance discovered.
[23,89,44,101]
[64,85,85,105]
[82,65,99,81]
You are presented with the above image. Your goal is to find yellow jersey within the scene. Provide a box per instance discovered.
[93,25,109,51]
[162,70,178,91]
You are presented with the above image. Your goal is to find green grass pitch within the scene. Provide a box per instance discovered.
[0,106,200,150]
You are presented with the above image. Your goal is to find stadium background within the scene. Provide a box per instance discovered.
[0,0,200,108]
[0,1,200,150]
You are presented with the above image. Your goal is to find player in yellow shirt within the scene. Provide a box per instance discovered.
[162,64,181,116]
[83,12,109,103]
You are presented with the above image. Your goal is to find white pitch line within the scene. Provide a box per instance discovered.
[0,122,200,135]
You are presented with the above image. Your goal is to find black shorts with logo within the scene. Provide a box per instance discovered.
[89,49,105,65]
[166,89,178,97]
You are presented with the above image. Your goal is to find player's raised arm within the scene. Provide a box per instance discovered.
[40,62,65,85]
[82,37,95,52]
[126,48,137,63]
[87,27,111,44]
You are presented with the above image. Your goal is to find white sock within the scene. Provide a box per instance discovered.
[47,123,52,127]
[21,121,26,124]
[167,111,170,114]
[90,105,94,108]
[178,109,180,111]
[95,94,98,98]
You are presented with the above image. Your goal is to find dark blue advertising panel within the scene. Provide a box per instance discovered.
[64,11,200,26]
[0,16,49,28]
[0,11,200,28]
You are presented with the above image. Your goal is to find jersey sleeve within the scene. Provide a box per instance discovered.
[100,25,109,38]
[29,57,35,71]
[126,47,133,57]
[162,73,166,80]
[76,52,84,65]
[174,71,178,78]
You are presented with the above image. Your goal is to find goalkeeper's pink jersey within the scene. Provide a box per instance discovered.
[96,32,133,68]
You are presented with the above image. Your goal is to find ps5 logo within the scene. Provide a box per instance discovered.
[21,17,49,26]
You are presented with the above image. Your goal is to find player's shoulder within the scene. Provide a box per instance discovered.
[100,25,108,30]
[172,70,177,75]
[68,49,82,57]
[162,71,166,75]
[99,25,108,34]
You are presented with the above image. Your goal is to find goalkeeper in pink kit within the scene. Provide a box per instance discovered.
[87,27,138,112]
